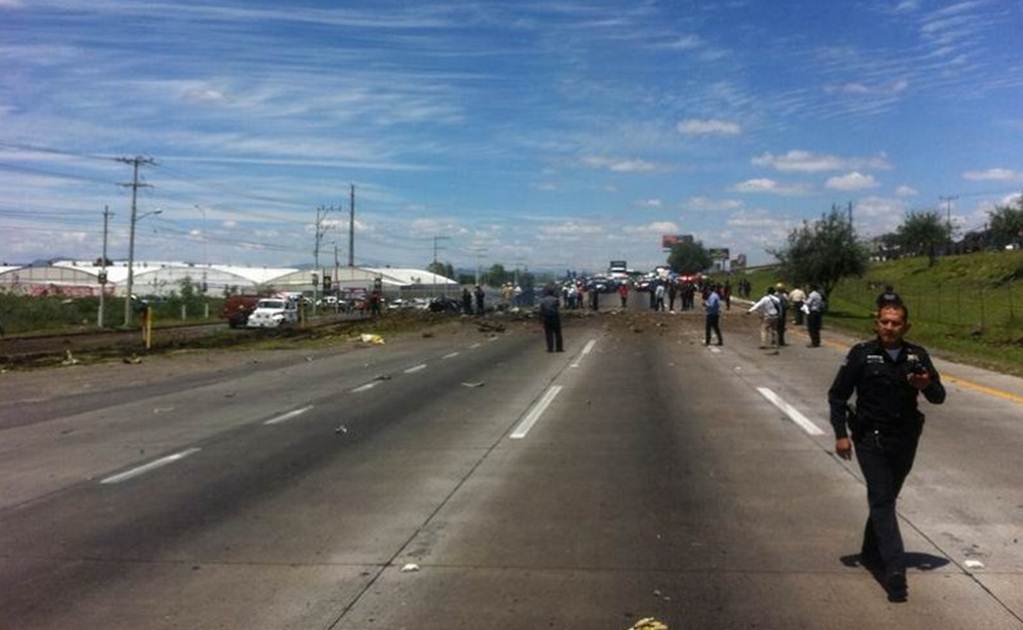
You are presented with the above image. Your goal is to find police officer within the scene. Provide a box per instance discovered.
[538,285,563,352]
[828,301,945,602]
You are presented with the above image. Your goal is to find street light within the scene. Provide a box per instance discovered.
[123,208,163,326]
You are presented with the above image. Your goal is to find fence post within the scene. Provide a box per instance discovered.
[181,304,186,321]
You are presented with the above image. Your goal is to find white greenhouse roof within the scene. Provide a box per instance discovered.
[363,267,458,286]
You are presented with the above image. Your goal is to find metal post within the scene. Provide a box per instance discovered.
[98,205,110,327]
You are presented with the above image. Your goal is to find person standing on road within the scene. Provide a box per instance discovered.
[461,287,473,315]
[775,283,789,347]
[474,285,485,315]
[805,285,825,347]
[668,280,678,312]
[704,283,723,345]
[789,285,806,326]
[538,285,564,352]
[746,287,781,350]
[618,281,629,308]
[723,280,732,310]
[654,282,666,312]
[828,302,945,602]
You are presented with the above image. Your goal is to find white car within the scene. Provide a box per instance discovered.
[246,298,298,328]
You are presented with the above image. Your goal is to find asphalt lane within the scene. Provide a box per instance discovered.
[1,296,1022,629]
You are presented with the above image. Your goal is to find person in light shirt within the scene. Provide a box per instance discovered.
[746,286,782,351]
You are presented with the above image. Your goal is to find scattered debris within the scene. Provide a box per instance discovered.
[305,356,314,362]
[225,392,236,398]
[374,374,393,381]
[964,559,985,569]
[422,332,434,338]
[628,618,668,630]
[153,407,174,414]
[477,321,505,333]
[632,327,643,333]
[120,353,143,364]
[61,350,80,366]
[360,333,385,345]
[335,424,348,435]
[400,563,420,572]
[461,381,485,388]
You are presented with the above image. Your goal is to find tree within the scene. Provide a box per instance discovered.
[896,211,950,266]
[667,240,712,274]
[483,263,510,285]
[988,197,1023,248]
[772,208,868,297]
[426,261,455,280]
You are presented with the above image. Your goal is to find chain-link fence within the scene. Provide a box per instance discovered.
[841,279,1021,336]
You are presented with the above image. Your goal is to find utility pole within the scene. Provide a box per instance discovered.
[432,235,450,297]
[98,205,112,327]
[333,241,340,312]
[470,247,487,286]
[313,204,333,315]
[847,201,853,226]
[348,184,355,267]
[116,155,155,326]
[940,195,958,254]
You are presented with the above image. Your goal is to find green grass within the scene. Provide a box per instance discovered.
[734,251,1023,376]
[0,294,225,335]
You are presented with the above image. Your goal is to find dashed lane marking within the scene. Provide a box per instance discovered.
[442,352,460,359]
[404,364,428,374]
[351,382,379,393]
[510,385,563,439]
[100,448,202,484]
[469,343,482,349]
[756,387,826,436]
[264,405,313,425]
[571,338,597,368]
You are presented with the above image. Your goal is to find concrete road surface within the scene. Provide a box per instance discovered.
[2,297,1022,629]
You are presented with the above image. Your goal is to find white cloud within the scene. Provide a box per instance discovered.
[182,87,228,104]
[962,168,1021,182]
[752,150,892,173]
[676,118,741,136]
[824,79,909,96]
[636,198,663,208]
[539,221,605,236]
[655,34,703,51]
[624,221,679,234]
[895,185,918,197]
[683,196,743,211]
[531,182,559,191]
[581,156,661,173]
[222,220,238,229]
[731,178,810,196]
[826,171,879,191]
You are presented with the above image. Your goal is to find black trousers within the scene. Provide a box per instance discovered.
[705,313,722,345]
[776,316,786,346]
[543,317,563,352]
[793,301,804,325]
[807,311,822,346]
[854,431,920,574]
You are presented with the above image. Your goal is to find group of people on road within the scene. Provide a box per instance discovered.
[460,286,487,315]
[745,283,825,351]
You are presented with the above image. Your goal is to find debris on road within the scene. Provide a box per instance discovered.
[461,381,485,388]
[360,333,385,345]
[422,331,434,338]
[335,424,348,435]
[61,350,80,366]
[153,407,174,414]
[400,563,420,572]
[628,618,668,630]
[477,321,505,333]
[964,559,985,569]
[374,374,393,381]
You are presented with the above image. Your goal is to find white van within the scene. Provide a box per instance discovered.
[246,298,298,328]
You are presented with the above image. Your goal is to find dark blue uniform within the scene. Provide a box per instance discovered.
[828,338,945,587]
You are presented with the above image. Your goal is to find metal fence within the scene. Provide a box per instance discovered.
[842,279,1021,335]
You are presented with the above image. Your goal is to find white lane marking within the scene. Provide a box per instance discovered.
[264,405,313,425]
[469,343,482,349]
[572,338,597,368]
[443,352,460,359]
[510,385,563,439]
[404,364,427,374]
[352,382,379,393]
[100,448,201,484]
[756,387,826,436]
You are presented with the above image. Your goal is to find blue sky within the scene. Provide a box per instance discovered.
[1,0,1021,271]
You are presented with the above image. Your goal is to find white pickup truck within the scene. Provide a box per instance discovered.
[246,298,298,328]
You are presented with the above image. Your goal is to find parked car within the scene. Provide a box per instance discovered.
[221,295,261,328]
[246,298,298,328]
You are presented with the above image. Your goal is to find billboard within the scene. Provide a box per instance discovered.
[708,247,730,261]
[661,234,694,249]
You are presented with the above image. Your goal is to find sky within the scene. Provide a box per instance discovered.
[1,0,1021,273]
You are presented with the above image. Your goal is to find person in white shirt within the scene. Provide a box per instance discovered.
[805,285,825,347]
[788,286,807,325]
[747,286,782,350]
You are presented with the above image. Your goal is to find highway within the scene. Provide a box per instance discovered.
[1,294,1022,629]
